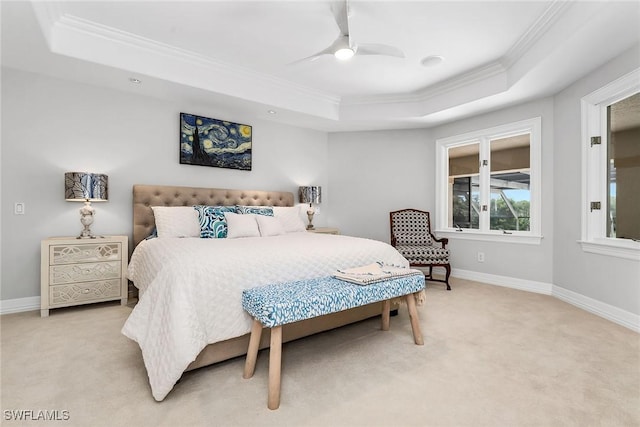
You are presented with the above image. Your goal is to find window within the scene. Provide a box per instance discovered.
[581,69,640,260]
[435,117,542,244]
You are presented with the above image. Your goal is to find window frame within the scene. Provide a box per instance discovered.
[435,117,542,245]
[580,68,640,261]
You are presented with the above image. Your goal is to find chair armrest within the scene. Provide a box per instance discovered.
[431,234,448,249]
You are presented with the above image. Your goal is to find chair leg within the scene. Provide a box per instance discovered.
[444,264,451,291]
[417,264,452,291]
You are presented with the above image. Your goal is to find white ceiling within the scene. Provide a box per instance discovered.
[2,1,639,132]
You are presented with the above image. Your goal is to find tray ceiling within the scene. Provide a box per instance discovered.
[2,1,639,131]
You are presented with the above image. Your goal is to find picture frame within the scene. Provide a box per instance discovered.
[180,113,252,171]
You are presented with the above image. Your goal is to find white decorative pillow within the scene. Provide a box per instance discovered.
[273,206,307,233]
[224,212,260,239]
[255,215,286,237]
[151,206,200,238]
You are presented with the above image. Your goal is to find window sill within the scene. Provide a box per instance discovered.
[436,230,543,245]
[579,239,640,261]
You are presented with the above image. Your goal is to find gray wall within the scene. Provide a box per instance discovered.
[553,46,640,315]
[327,128,432,243]
[328,98,555,285]
[1,68,329,301]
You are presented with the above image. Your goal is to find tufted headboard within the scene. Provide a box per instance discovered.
[132,184,295,248]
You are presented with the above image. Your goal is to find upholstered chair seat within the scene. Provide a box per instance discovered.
[390,209,452,290]
[395,245,450,263]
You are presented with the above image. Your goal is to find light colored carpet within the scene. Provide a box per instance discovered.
[1,278,638,427]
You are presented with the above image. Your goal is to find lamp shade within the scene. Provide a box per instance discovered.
[65,172,108,201]
[299,186,321,204]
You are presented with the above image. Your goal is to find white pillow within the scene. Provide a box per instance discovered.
[255,215,286,237]
[151,206,200,238]
[224,212,260,238]
[273,206,307,233]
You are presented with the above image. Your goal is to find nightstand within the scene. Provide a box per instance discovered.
[307,227,340,235]
[40,236,128,317]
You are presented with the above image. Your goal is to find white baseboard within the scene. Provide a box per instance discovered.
[452,268,553,294]
[0,296,40,315]
[553,285,640,333]
[451,268,638,333]
[3,274,638,333]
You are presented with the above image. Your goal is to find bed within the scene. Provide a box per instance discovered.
[122,184,409,401]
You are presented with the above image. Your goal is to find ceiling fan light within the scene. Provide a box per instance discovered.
[335,47,355,60]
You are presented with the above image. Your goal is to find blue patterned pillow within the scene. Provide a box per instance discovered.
[236,205,274,216]
[145,227,158,240]
[194,205,238,238]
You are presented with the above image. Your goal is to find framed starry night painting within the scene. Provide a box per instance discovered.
[180,113,252,171]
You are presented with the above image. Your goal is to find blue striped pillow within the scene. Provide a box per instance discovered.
[236,205,274,216]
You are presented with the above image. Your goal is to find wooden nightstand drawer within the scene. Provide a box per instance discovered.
[50,242,122,265]
[41,236,128,317]
[50,279,122,306]
[50,261,122,285]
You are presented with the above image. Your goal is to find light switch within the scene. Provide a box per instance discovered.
[14,202,25,215]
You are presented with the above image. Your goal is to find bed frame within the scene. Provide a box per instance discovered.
[132,184,386,371]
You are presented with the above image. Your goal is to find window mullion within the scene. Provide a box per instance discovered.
[479,137,491,232]
[597,105,609,238]
[587,104,607,240]
[583,102,599,241]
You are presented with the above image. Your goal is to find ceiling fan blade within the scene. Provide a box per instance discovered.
[288,34,348,64]
[356,43,405,58]
[331,0,350,37]
[287,53,325,65]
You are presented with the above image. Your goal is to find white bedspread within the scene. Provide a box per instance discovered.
[121,232,408,401]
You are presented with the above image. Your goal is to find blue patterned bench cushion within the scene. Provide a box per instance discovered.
[242,275,425,328]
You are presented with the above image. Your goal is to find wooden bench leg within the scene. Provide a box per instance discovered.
[243,319,263,379]
[405,293,424,345]
[381,300,391,331]
[268,325,283,410]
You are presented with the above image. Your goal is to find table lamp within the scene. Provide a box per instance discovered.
[298,186,321,230]
[65,172,108,238]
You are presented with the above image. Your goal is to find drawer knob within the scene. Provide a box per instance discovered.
[82,289,90,294]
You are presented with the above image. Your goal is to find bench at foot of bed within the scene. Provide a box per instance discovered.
[241,274,426,410]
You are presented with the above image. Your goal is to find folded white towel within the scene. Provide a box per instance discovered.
[336,262,386,276]
[334,262,422,286]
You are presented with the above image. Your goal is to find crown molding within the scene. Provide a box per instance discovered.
[502,0,572,69]
[343,61,506,107]
[27,0,617,128]
[337,2,570,109]
[53,13,341,107]
[29,1,520,120]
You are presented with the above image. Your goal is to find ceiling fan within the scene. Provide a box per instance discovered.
[293,0,404,63]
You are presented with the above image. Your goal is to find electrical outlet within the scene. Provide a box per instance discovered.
[14,202,25,215]
[477,252,485,263]
[314,206,321,215]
